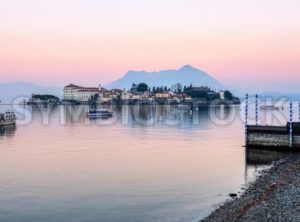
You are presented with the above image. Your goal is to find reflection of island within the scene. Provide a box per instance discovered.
[63,105,89,123]
[0,124,16,137]
[246,149,287,166]
[62,105,119,125]
[59,104,238,129]
[120,104,237,129]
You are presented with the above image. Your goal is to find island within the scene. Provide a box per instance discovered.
[27,94,60,105]
[62,83,240,106]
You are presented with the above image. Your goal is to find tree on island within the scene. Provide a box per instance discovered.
[32,94,59,102]
[92,94,99,101]
[136,83,148,92]
[152,86,156,93]
[183,85,209,98]
[224,90,233,99]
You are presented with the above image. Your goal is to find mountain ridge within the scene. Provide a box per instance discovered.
[0,82,62,102]
[105,65,224,90]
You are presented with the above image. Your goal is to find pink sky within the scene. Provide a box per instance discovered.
[0,0,299,92]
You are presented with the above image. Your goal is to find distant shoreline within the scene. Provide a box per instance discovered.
[0,102,241,106]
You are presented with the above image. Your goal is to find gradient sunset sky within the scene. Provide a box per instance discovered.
[0,0,299,93]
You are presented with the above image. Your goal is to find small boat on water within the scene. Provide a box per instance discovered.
[86,109,113,118]
[0,111,16,126]
[259,105,280,110]
[177,104,190,110]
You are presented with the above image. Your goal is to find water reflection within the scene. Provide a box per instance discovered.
[246,149,287,166]
[0,104,276,222]
[59,104,238,130]
[0,124,16,137]
[63,105,89,123]
[244,149,287,185]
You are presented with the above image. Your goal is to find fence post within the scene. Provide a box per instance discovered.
[290,102,293,148]
[245,93,248,146]
[255,94,258,125]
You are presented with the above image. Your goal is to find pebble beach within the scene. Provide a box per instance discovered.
[202,153,300,222]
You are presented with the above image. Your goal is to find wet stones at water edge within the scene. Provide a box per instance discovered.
[202,154,300,222]
[229,193,238,198]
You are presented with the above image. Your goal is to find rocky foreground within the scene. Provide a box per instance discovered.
[202,153,300,222]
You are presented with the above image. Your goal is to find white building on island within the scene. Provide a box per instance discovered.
[63,84,104,102]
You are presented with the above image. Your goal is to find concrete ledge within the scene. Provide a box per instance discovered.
[247,124,300,150]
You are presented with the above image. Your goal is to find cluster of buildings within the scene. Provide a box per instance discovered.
[62,83,239,105]
[63,84,195,104]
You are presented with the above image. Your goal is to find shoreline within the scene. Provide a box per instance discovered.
[201,153,300,222]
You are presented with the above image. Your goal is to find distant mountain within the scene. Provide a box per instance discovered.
[259,92,300,101]
[0,82,62,102]
[105,65,225,90]
[237,91,300,101]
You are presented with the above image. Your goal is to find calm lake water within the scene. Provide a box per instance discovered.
[0,104,291,222]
